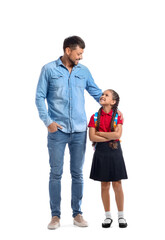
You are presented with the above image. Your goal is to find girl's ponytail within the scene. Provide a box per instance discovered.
[108,90,120,149]
[96,107,102,131]
[92,107,102,147]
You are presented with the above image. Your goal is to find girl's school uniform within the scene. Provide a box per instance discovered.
[88,109,128,182]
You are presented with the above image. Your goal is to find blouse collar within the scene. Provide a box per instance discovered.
[101,109,113,116]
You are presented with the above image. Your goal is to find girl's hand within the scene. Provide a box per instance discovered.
[96,131,101,136]
[96,131,104,137]
[115,126,119,132]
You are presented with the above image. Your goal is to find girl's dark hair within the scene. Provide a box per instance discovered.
[92,106,102,148]
[63,36,85,51]
[108,89,120,149]
[93,89,120,149]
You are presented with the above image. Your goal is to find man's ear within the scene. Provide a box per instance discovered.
[65,47,71,55]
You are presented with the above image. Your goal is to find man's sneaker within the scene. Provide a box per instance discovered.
[73,214,88,227]
[47,216,60,230]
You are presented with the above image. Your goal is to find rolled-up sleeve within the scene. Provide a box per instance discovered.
[35,66,53,127]
[86,69,102,103]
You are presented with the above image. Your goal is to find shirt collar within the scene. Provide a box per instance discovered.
[56,57,81,69]
[56,57,65,67]
[101,109,113,116]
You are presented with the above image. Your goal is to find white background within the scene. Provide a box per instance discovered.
[0,0,165,239]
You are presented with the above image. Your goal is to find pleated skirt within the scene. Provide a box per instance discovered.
[90,141,128,182]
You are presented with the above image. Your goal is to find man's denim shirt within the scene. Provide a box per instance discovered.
[35,57,102,133]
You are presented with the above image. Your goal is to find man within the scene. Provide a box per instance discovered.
[36,36,122,229]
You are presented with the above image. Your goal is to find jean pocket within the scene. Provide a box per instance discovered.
[49,129,58,134]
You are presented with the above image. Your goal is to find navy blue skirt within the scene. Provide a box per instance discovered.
[90,141,128,182]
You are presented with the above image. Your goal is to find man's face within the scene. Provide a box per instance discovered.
[66,46,84,66]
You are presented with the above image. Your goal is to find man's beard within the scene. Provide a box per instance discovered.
[68,57,79,66]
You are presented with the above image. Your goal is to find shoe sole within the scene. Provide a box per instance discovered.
[73,220,88,227]
[102,223,111,228]
[48,223,60,230]
[119,223,128,228]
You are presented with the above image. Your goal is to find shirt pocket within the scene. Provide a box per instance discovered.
[49,75,64,90]
[75,75,86,88]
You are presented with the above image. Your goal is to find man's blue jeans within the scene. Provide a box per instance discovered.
[47,130,87,218]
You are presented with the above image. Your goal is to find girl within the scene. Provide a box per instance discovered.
[88,89,128,228]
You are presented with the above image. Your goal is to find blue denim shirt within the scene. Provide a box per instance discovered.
[35,57,102,133]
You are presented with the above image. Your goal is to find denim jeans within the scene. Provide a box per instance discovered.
[47,130,87,218]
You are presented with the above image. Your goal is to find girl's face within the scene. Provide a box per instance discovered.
[99,90,116,107]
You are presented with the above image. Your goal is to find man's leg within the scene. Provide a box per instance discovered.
[68,131,87,218]
[47,130,68,218]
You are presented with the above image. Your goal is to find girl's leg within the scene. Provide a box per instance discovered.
[101,182,111,211]
[112,181,127,228]
[101,182,113,228]
[112,181,124,211]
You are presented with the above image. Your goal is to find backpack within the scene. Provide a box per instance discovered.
[93,111,119,150]
[94,112,118,129]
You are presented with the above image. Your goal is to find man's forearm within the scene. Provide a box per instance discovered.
[35,97,53,127]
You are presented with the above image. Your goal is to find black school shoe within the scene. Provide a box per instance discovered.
[118,218,128,228]
[102,218,113,228]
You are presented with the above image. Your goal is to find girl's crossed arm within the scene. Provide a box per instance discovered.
[89,127,108,142]
[96,124,122,141]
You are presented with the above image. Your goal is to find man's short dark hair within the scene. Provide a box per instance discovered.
[63,36,85,51]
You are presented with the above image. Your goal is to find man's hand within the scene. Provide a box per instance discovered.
[117,110,124,122]
[48,122,63,133]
